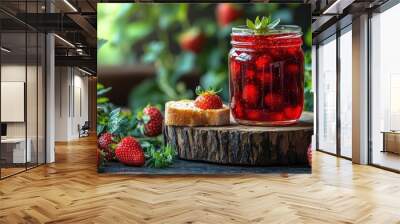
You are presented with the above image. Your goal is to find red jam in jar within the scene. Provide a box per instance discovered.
[229,25,304,126]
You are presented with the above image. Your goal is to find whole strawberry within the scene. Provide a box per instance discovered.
[194,86,223,110]
[98,132,115,161]
[216,3,242,27]
[115,136,145,166]
[179,28,205,54]
[143,106,163,137]
[98,132,113,149]
[242,84,259,106]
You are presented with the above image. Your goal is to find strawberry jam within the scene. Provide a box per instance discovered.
[229,25,304,126]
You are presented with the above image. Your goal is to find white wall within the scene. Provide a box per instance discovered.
[55,67,89,141]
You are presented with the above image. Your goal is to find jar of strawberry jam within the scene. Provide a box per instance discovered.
[229,25,304,126]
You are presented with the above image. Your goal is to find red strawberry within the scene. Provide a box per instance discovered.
[230,60,241,81]
[286,47,299,56]
[242,84,259,106]
[98,132,113,149]
[115,136,145,166]
[246,109,263,120]
[194,86,223,110]
[143,106,163,137]
[286,63,299,75]
[255,55,271,70]
[216,3,242,27]
[245,68,256,81]
[267,112,284,121]
[231,97,244,119]
[283,105,303,119]
[98,132,115,161]
[258,71,273,86]
[264,93,283,108]
[179,28,205,54]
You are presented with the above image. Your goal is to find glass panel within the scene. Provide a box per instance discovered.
[317,36,337,154]
[1,30,27,177]
[371,4,400,171]
[339,28,352,158]
[26,0,39,169]
[27,30,38,169]
[38,32,45,165]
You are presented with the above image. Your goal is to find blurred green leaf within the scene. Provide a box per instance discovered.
[172,52,195,82]
[97,87,112,96]
[125,22,153,42]
[142,41,165,64]
[98,39,108,49]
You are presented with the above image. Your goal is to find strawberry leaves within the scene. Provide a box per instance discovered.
[195,85,221,96]
[246,16,280,35]
[145,144,177,168]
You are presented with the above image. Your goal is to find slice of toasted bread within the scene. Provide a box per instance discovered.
[165,100,230,126]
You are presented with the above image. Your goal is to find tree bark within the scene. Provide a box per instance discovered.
[164,117,313,166]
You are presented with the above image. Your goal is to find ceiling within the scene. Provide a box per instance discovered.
[0,0,97,73]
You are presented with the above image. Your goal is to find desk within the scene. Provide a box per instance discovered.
[382,131,400,154]
[1,138,31,163]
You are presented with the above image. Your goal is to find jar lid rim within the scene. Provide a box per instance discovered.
[232,25,302,36]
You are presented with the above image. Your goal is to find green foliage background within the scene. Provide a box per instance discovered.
[98,3,313,112]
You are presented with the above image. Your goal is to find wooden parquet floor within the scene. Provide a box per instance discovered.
[1,136,400,224]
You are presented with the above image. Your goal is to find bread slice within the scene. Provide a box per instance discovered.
[165,100,230,126]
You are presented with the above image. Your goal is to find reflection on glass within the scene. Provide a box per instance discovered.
[340,29,352,158]
[317,37,337,154]
[1,31,27,177]
[371,4,400,171]
[27,31,38,169]
[38,33,46,165]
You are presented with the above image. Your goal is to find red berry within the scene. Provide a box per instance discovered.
[286,63,299,75]
[286,47,299,56]
[255,55,271,70]
[267,112,284,121]
[245,68,256,81]
[230,60,241,81]
[98,132,115,161]
[283,106,302,119]
[115,136,145,166]
[98,132,113,150]
[231,97,244,119]
[258,71,273,86]
[242,84,259,106]
[143,106,163,137]
[246,109,263,120]
[194,89,223,110]
[264,93,283,108]
[179,28,205,54]
[216,3,242,27]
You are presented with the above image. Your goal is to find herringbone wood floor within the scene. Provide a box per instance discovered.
[1,136,400,224]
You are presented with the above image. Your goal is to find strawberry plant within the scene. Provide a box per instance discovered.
[97,83,177,169]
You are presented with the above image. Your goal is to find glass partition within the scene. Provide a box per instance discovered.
[317,35,337,155]
[0,1,46,179]
[1,30,28,177]
[339,27,352,158]
[371,4,400,171]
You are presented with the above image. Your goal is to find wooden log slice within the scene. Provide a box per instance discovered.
[164,113,313,166]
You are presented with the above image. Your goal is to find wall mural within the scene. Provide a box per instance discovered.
[97,3,313,174]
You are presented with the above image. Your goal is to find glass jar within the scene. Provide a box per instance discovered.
[229,25,304,126]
